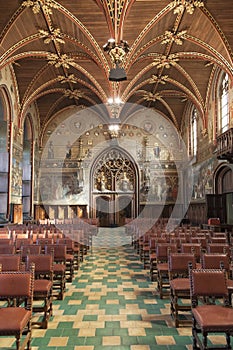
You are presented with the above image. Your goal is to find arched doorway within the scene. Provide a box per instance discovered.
[207,164,233,225]
[91,147,138,227]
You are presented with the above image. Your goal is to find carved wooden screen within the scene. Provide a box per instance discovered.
[93,149,135,193]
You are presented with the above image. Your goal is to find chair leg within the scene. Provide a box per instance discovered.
[192,317,199,350]
[226,333,231,349]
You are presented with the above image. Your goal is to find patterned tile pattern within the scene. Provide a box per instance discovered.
[1,228,223,349]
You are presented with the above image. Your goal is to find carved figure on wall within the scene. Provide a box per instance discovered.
[96,171,107,191]
[120,171,130,191]
[66,141,72,159]
[48,141,54,159]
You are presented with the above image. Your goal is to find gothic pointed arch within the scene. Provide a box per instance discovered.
[90,145,139,227]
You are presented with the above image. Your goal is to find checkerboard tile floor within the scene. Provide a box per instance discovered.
[1,227,223,349]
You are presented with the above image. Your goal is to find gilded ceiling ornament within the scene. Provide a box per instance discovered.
[39,28,65,44]
[58,74,77,84]
[47,53,75,69]
[161,30,187,45]
[136,90,162,102]
[22,0,59,15]
[153,54,179,69]
[64,89,85,100]
[170,0,204,15]
[148,75,169,84]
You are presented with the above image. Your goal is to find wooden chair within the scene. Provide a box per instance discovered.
[0,254,22,271]
[20,244,41,262]
[0,244,15,254]
[0,264,35,350]
[201,253,233,305]
[156,243,177,298]
[57,238,74,281]
[189,268,233,350]
[44,244,66,300]
[169,253,196,327]
[26,254,53,329]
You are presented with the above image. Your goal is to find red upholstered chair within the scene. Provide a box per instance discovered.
[0,254,22,271]
[20,244,41,262]
[156,243,177,298]
[56,238,74,281]
[189,268,233,350]
[26,254,53,329]
[169,253,196,327]
[44,244,66,300]
[201,253,233,305]
[0,264,35,350]
[0,244,15,254]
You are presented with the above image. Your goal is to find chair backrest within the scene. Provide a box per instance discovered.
[201,253,230,270]
[26,254,53,278]
[0,244,15,254]
[0,238,13,245]
[20,244,41,260]
[181,243,202,260]
[57,238,74,251]
[156,243,177,261]
[0,254,21,271]
[169,253,196,275]
[207,243,230,255]
[0,264,34,309]
[15,238,33,250]
[44,244,67,262]
[189,268,229,306]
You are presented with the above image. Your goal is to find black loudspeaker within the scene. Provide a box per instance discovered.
[109,64,127,81]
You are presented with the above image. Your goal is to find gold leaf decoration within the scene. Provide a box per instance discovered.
[148,75,169,84]
[161,30,187,46]
[170,0,204,15]
[64,89,85,100]
[39,27,65,44]
[47,53,75,69]
[153,54,179,69]
[136,90,162,102]
[22,0,59,15]
[58,74,77,84]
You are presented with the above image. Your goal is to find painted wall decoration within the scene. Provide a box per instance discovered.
[191,158,218,200]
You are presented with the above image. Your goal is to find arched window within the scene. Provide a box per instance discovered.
[218,73,229,134]
[190,108,197,157]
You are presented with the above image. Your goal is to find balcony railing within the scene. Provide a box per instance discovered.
[216,127,233,162]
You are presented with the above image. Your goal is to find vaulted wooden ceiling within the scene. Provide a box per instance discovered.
[0,0,232,139]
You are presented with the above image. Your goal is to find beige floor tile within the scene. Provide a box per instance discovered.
[156,336,176,345]
[48,337,68,346]
[0,338,15,347]
[78,328,96,336]
[208,335,227,344]
[177,327,192,336]
[106,299,119,304]
[74,346,94,350]
[32,329,47,337]
[68,300,82,305]
[128,327,146,336]
[131,346,150,350]
[102,336,121,346]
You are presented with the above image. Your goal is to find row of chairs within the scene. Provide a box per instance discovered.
[167,252,233,327]
[148,241,232,283]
